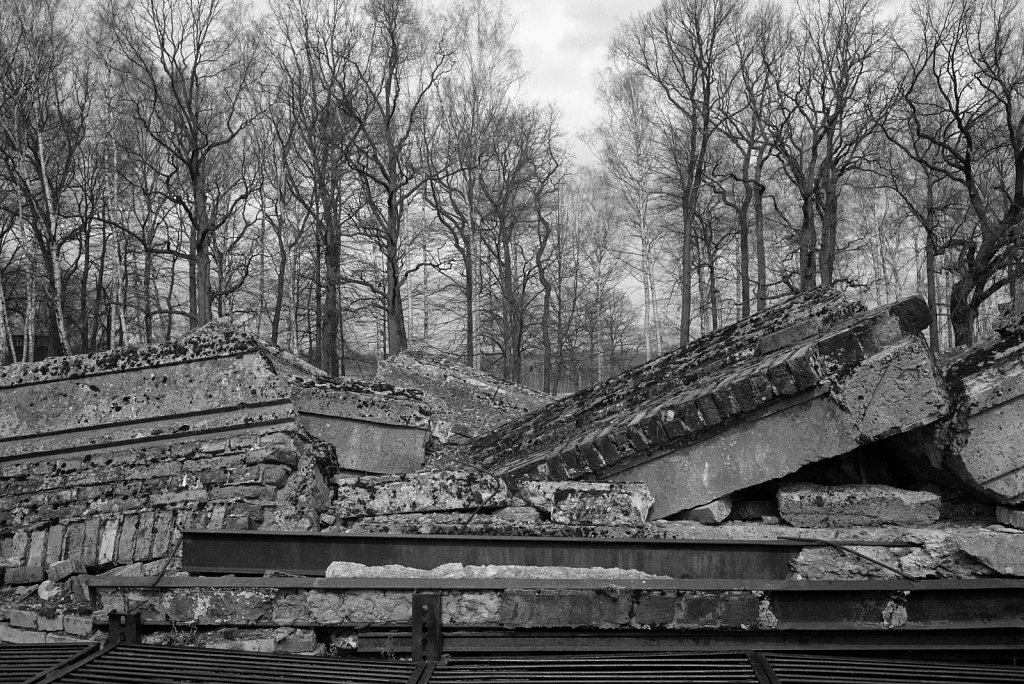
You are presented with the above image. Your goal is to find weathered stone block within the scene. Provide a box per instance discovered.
[953,528,1024,576]
[674,496,732,525]
[27,530,46,567]
[499,589,630,629]
[44,525,65,566]
[5,566,46,585]
[777,483,941,527]
[442,592,501,625]
[997,506,1024,530]
[0,624,47,643]
[48,559,86,582]
[62,615,95,637]
[676,591,759,629]
[9,609,37,629]
[631,592,677,628]
[299,414,428,475]
[275,628,316,653]
[307,590,412,624]
[334,470,509,519]
[162,588,275,625]
[36,614,64,632]
[519,481,653,526]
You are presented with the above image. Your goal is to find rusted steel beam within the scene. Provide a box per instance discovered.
[356,627,1024,656]
[181,529,916,579]
[85,575,1024,592]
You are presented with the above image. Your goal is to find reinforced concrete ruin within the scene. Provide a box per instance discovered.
[4,290,1024,671]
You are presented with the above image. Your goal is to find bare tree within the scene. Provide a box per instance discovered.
[897,0,1024,345]
[334,0,455,356]
[423,0,522,367]
[95,0,266,328]
[614,0,743,346]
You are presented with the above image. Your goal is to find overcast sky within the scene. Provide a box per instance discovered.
[504,0,662,167]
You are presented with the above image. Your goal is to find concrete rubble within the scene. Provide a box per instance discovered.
[375,350,550,442]
[7,288,1024,653]
[459,290,949,519]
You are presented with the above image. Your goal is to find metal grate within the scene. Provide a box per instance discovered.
[49,644,416,684]
[763,652,1024,683]
[428,652,763,683]
[0,643,95,684]
[9,642,1024,684]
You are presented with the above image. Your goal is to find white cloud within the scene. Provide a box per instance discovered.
[504,0,661,166]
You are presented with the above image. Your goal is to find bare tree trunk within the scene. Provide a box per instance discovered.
[679,217,693,346]
[323,218,341,375]
[926,230,939,354]
[0,277,14,364]
[799,194,817,291]
[37,130,71,354]
[754,178,767,311]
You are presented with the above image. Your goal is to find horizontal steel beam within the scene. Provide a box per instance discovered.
[181,529,915,579]
[86,575,1024,592]
[356,628,1024,656]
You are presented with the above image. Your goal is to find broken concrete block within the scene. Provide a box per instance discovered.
[0,322,306,461]
[953,528,1024,576]
[333,469,510,519]
[997,506,1024,530]
[462,291,948,519]
[898,330,1024,504]
[674,496,732,524]
[293,382,432,474]
[777,483,941,527]
[519,481,653,526]
[47,559,86,583]
[376,350,550,439]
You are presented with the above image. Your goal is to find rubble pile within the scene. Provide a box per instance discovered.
[7,288,1024,653]
[461,290,948,519]
[375,350,550,443]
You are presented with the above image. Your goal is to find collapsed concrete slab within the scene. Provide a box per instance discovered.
[375,350,549,440]
[933,331,1024,503]
[461,290,948,519]
[0,322,433,577]
[777,484,941,527]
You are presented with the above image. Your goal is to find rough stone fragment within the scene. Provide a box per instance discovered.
[307,590,412,624]
[9,610,37,629]
[674,496,732,525]
[953,528,1024,576]
[676,591,760,629]
[334,469,509,519]
[519,481,654,526]
[0,625,47,643]
[62,615,95,637]
[36,614,64,632]
[48,559,86,582]
[375,350,549,439]
[38,580,64,601]
[997,506,1024,530]
[499,589,630,629]
[777,483,941,528]
[325,560,668,580]
[5,566,46,585]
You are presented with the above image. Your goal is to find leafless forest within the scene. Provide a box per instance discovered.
[0,0,1020,391]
